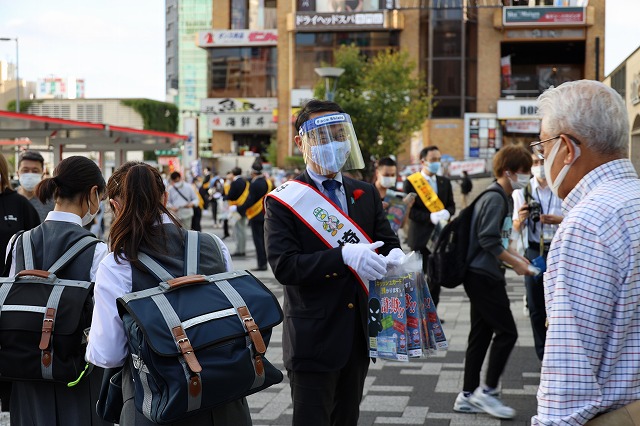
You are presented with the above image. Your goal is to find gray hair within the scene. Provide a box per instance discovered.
[537,80,629,156]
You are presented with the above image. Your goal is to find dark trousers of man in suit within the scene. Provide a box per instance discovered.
[287,313,369,426]
[250,218,267,269]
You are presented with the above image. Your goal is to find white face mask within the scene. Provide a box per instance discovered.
[310,140,351,174]
[531,165,545,181]
[19,173,42,192]
[378,175,396,189]
[544,137,581,198]
[509,172,530,190]
[81,190,100,227]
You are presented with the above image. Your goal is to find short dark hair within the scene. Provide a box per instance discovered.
[231,167,242,176]
[19,150,45,167]
[377,157,397,168]
[251,159,263,173]
[295,99,346,132]
[419,146,440,160]
[493,144,533,177]
[170,171,181,181]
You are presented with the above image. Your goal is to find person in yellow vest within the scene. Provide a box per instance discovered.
[237,159,274,271]
[403,146,456,307]
[226,167,249,257]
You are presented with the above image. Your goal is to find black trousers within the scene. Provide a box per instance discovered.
[462,270,518,392]
[525,246,548,361]
[191,207,202,231]
[287,321,369,426]
[419,248,440,306]
[250,219,267,269]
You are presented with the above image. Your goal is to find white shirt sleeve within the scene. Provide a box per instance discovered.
[86,254,132,368]
[512,188,525,222]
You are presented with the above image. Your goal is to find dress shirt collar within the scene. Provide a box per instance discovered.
[44,210,83,226]
[563,159,638,214]
[306,167,344,192]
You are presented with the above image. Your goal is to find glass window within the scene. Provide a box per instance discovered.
[432,20,461,57]
[294,31,400,89]
[432,59,461,97]
[209,47,278,97]
[231,0,248,29]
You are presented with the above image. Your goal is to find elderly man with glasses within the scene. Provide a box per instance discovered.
[531,80,640,426]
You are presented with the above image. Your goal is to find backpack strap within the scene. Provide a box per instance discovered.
[21,230,35,270]
[184,230,199,276]
[48,236,100,275]
[138,253,175,283]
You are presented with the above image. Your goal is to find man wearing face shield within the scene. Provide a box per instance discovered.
[531,80,640,425]
[264,99,402,426]
[16,150,55,221]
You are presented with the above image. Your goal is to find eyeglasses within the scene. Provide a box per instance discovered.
[530,134,581,160]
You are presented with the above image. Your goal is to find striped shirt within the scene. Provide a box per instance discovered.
[532,159,640,425]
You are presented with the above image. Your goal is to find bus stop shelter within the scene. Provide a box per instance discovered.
[0,110,186,170]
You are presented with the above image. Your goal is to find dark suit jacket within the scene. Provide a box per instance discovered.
[264,171,400,372]
[403,174,455,251]
[237,175,270,222]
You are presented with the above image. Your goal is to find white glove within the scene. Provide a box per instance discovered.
[429,209,451,225]
[342,241,387,281]
[385,248,405,268]
[229,205,238,213]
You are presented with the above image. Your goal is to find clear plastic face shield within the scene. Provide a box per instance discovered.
[298,113,365,176]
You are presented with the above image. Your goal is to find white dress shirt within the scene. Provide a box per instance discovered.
[86,214,232,368]
[532,159,640,425]
[307,167,348,213]
[7,210,108,277]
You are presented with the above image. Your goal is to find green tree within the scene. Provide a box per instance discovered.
[314,45,434,176]
[6,99,40,112]
[120,99,179,133]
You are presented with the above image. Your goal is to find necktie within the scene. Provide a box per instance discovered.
[322,179,344,212]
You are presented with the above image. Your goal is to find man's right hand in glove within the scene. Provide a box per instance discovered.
[341,241,387,281]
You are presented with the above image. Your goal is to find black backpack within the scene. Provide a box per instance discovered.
[0,230,99,383]
[427,187,508,289]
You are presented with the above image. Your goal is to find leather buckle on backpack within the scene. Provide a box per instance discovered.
[39,308,55,351]
[171,326,202,374]
[237,307,267,355]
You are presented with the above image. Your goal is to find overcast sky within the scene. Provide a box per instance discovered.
[0,0,637,101]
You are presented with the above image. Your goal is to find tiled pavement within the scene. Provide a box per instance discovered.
[0,202,542,425]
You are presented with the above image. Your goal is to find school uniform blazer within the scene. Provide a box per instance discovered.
[264,171,400,372]
[403,175,455,252]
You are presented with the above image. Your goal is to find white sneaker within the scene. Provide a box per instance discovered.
[468,387,516,419]
[453,392,483,414]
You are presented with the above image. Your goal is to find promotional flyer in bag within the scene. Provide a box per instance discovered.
[368,252,448,362]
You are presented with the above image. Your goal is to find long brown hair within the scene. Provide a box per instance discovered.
[0,153,11,192]
[109,163,180,265]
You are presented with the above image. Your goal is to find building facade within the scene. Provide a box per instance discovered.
[605,46,640,172]
[196,0,604,170]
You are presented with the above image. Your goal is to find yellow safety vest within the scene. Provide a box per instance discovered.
[407,172,444,213]
[246,178,274,220]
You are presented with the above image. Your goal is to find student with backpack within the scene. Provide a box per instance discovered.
[452,144,536,420]
[86,162,252,425]
[5,156,111,425]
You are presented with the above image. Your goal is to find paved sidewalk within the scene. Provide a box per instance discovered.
[0,206,541,425]
[204,211,541,426]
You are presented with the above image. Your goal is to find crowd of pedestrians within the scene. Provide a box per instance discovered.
[0,80,639,425]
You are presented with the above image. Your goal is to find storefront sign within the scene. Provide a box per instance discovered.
[497,99,538,119]
[448,160,486,177]
[197,30,278,47]
[464,113,502,160]
[208,113,277,131]
[505,28,585,40]
[295,11,386,31]
[503,7,586,27]
[201,97,277,114]
[505,119,540,134]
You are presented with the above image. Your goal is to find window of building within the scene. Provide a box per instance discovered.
[209,47,277,97]
[294,31,400,89]
[501,41,585,98]
[231,0,249,29]
[611,65,626,99]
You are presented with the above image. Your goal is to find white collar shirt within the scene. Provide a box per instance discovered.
[421,170,438,195]
[532,159,640,425]
[7,210,108,278]
[85,214,232,368]
[306,167,348,213]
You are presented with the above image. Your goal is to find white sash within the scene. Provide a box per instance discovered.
[267,180,373,294]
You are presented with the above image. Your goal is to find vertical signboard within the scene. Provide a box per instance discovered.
[464,113,501,160]
[182,117,198,174]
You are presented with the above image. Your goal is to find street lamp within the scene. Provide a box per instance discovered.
[315,67,345,102]
[0,37,19,113]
